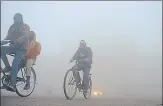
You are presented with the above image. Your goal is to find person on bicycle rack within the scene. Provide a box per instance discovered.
[24,31,41,90]
[1,13,30,92]
[70,40,93,94]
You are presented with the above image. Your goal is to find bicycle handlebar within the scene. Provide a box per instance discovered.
[1,40,15,56]
[1,40,15,47]
[1,40,11,45]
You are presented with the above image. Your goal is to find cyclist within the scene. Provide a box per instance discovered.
[70,40,93,94]
[24,31,41,90]
[1,13,30,92]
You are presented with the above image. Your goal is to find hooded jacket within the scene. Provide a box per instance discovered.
[5,23,30,49]
[72,46,93,65]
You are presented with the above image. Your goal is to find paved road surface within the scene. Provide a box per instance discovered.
[1,95,162,106]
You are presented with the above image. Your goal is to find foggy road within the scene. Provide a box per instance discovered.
[1,96,161,106]
[1,1,162,106]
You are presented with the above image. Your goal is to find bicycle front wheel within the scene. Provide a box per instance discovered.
[16,67,36,97]
[63,69,77,100]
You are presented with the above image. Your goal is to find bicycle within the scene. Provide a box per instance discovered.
[63,60,92,100]
[0,40,37,97]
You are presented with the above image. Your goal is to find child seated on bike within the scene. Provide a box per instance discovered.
[24,31,41,90]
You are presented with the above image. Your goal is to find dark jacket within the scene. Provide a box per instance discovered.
[72,47,93,65]
[5,23,30,49]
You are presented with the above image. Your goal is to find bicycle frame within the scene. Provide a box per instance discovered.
[64,60,92,100]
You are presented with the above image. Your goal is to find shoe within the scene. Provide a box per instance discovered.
[24,82,30,90]
[83,90,88,95]
[77,83,83,89]
[6,85,16,92]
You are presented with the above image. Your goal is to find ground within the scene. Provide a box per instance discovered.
[1,95,162,106]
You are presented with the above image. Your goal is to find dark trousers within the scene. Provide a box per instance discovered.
[74,63,91,91]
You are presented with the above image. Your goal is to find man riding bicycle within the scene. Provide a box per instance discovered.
[1,13,30,92]
[70,40,93,94]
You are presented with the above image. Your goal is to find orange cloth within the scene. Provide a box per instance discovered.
[26,41,41,59]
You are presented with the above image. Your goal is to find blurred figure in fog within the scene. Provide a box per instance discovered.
[70,40,93,94]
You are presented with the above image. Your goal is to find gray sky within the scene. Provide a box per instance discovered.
[1,1,162,98]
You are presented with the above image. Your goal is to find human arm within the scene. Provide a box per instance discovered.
[70,48,80,62]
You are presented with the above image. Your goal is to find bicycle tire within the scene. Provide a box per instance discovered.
[63,69,77,100]
[16,67,36,97]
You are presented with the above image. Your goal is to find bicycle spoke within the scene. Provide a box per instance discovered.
[68,76,75,85]
[16,82,24,86]
[64,69,77,99]
[68,74,73,84]
[17,77,25,82]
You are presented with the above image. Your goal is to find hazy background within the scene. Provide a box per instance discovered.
[1,1,162,99]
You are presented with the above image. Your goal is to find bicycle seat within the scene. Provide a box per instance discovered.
[8,53,15,57]
[89,73,92,75]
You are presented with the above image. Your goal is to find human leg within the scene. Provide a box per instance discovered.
[8,50,26,91]
[82,67,91,92]
[24,59,35,90]
[1,46,16,72]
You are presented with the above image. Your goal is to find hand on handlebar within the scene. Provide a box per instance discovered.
[70,58,74,63]
[1,40,15,48]
[1,40,11,45]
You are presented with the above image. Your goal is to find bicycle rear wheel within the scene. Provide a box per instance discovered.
[16,67,36,97]
[83,76,92,99]
[63,69,77,100]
